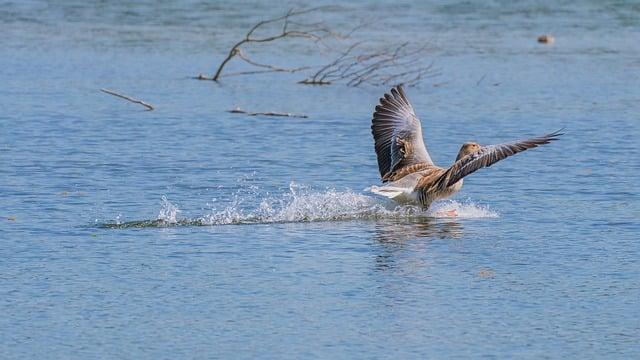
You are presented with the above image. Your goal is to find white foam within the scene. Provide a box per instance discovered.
[193,182,498,225]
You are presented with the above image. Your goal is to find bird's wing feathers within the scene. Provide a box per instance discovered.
[372,85,433,182]
[435,130,563,189]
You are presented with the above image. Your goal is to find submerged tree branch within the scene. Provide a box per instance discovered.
[197,8,438,87]
[300,42,438,87]
[233,50,309,74]
[100,88,154,111]
[201,7,336,81]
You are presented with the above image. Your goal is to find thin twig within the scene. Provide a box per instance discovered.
[100,88,154,111]
[227,107,308,118]
[301,41,363,83]
[235,50,309,73]
[476,73,487,86]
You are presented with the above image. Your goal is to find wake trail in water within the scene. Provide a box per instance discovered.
[100,182,498,229]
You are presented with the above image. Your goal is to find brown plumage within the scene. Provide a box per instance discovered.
[370,85,562,209]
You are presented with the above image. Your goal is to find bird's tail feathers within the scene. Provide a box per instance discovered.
[368,185,415,203]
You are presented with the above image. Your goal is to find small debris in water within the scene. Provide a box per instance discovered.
[477,267,495,278]
[228,107,308,119]
[537,34,555,44]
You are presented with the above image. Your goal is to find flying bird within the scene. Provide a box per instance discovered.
[369,85,562,210]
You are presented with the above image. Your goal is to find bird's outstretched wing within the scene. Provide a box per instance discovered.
[372,85,433,182]
[435,130,563,189]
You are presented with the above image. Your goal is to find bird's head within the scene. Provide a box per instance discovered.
[456,142,481,161]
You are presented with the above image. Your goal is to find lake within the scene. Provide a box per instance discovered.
[1,1,639,358]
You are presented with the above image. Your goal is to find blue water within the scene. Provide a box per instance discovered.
[1,1,639,358]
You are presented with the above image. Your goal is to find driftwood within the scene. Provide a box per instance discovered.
[100,88,154,111]
[198,8,436,87]
[227,107,308,118]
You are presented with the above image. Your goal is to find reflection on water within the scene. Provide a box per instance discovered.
[372,218,463,271]
[373,218,463,244]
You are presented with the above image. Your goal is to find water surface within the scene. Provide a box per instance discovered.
[1,1,639,358]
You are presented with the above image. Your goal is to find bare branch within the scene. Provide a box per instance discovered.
[235,50,309,73]
[300,42,437,87]
[100,88,154,111]
[227,107,308,118]
[197,8,437,87]
[302,41,364,84]
[201,7,341,81]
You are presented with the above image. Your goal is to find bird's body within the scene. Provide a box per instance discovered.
[370,164,464,209]
[369,85,561,209]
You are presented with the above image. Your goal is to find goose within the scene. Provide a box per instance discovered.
[369,85,562,210]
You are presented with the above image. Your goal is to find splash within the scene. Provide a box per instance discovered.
[100,182,497,229]
[429,199,499,219]
[157,195,180,224]
[202,183,392,225]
